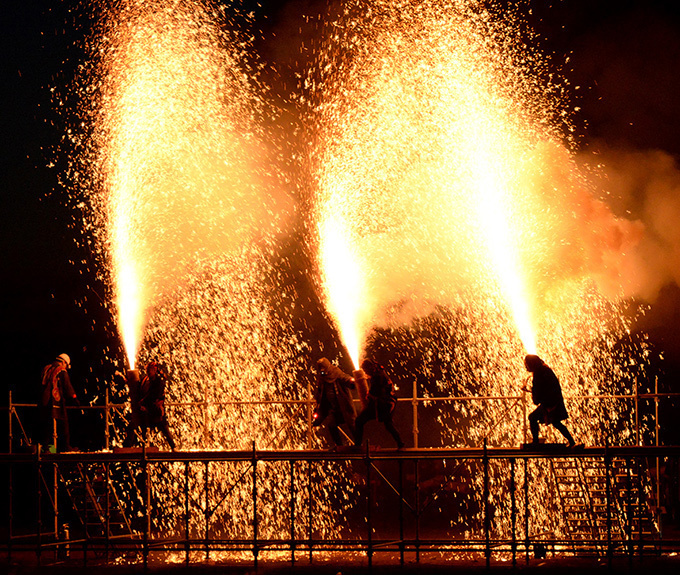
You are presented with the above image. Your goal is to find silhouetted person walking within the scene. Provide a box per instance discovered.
[523,354,576,448]
[312,357,356,448]
[354,359,404,449]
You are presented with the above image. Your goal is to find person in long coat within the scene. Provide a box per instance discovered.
[354,358,404,449]
[124,361,176,450]
[312,357,356,447]
[524,354,576,447]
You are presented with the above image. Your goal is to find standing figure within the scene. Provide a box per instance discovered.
[354,359,404,449]
[312,357,356,447]
[39,353,80,452]
[124,361,176,450]
[524,354,576,448]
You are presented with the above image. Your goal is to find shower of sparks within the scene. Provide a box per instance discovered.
[77,0,358,548]
[58,0,653,556]
[309,0,649,541]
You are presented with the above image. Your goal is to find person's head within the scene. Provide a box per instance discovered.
[361,358,376,376]
[315,357,331,375]
[146,361,159,379]
[56,353,71,369]
[524,354,543,373]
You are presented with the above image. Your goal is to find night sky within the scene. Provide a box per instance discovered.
[2,0,680,444]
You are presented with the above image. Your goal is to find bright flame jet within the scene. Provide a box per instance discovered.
[318,216,364,368]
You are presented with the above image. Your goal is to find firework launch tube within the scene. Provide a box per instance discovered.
[353,369,369,409]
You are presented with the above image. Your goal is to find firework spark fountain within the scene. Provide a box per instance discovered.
[309,0,650,541]
[72,0,358,551]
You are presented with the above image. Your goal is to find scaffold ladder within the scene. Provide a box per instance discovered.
[57,462,137,545]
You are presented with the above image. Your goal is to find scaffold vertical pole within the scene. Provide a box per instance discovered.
[308,459,313,563]
[415,458,420,563]
[399,458,404,566]
[53,423,58,546]
[511,457,516,567]
[106,461,111,562]
[290,459,296,566]
[606,440,612,567]
[184,461,190,565]
[635,378,640,446]
[626,457,633,558]
[524,458,529,565]
[412,379,419,449]
[204,460,210,561]
[252,443,259,568]
[484,440,490,568]
[37,448,42,566]
[366,443,373,568]
[143,446,150,569]
[82,463,88,567]
[104,388,110,451]
[8,391,13,562]
[307,380,313,449]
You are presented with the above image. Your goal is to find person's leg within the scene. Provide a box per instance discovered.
[354,408,372,446]
[552,421,575,446]
[59,416,72,451]
[158,420,176,450]
[528,407,542,444]
[40,409,54,449]
[383,416,404,448]
[326,412,343,446]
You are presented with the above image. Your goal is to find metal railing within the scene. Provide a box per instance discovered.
[6,376,677,453]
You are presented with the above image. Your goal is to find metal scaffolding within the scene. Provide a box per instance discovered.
[2,445,680,568]
[3,384,680,568]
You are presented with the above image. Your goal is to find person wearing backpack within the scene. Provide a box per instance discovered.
[38,353,80,452]
[354,358,404,449]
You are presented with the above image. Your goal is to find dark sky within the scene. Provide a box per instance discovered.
[2,0,680,413]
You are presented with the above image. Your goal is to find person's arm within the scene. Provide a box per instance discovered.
[62,371,78,403]
[339,372,356,389]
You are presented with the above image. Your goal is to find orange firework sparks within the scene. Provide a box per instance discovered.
[80,0,357,548]
[309,0,648,539]
[97,0,265,369]
[56,0,653,551]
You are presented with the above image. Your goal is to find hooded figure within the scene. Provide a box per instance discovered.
[524,354,575,447]
[39,353,79,452]
[312,357,356,447]
[124,361,176,450]
[354,358,404,449]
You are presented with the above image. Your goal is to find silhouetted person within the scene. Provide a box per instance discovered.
[354,359,404,449]
[523,354,575,448]
[39,353,80,452]
[312,357,356,447]
[124,361,176,450]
